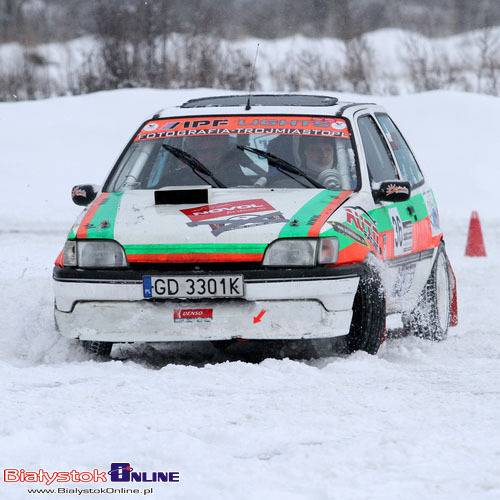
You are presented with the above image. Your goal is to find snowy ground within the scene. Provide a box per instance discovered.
[1,89,499,500]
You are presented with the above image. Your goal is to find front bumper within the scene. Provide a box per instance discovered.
[53,267,360,342]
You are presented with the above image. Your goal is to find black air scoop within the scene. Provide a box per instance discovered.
[154,188,209,205]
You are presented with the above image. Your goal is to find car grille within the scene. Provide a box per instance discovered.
[128,262,263,273]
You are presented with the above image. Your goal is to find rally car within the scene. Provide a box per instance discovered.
[53,94,457,357]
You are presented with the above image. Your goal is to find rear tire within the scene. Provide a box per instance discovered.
[346,264,386,355]
[403,244,451,341]
[81,340,113,357]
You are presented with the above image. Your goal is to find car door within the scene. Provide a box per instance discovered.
[374,113,440,301]
[356,113,431,310]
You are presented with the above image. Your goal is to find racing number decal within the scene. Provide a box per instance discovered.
[391,209,404,252]
[388,207,412,256]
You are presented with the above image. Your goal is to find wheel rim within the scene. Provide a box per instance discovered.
[435,252,450,331]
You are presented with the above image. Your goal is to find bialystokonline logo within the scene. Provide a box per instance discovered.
[3,463,180,485]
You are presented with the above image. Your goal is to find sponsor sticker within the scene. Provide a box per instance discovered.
[181,199,274,222]
[392,263,416,297]
[385,183,409,196]
[71,187,86,198]
[423,190,441,237]
[344,207,379,249]
[329,221,368,246]
[187,212,288,237]
[136,115,351,141]
[331,119,348,130]
[388,207,413,256]
[142,122,159,132]
[174,308,213,323]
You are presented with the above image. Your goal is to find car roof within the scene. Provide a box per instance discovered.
[180,94,339,108]
[152,94,377,119]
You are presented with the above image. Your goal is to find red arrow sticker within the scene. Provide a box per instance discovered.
[253,310,267,324]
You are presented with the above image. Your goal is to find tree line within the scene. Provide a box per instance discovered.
[1,0,499,44]
[2,0,500,101]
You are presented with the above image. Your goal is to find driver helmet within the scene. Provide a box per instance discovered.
[183,134,239,171]
[298,136,336,173]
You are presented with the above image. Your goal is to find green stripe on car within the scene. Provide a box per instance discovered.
[278,190,342,238]
[123,243,268,255]
[84,192,124,240]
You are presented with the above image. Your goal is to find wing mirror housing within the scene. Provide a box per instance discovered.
[372,180,411,203]
[71,184,99,206]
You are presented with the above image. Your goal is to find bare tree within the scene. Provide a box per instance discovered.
[470,27,500,95]
[269,49,342,92]
[401,31,470,93]
[0,48,59,101]
[343,36,376,94]
[401,33,442,92]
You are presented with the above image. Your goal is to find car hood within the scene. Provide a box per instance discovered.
[73,188,355,263]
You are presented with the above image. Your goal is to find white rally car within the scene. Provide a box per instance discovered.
[53,94,457,357]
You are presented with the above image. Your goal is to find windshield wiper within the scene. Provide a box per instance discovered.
[237,145,323,188]
[162,144,226,188]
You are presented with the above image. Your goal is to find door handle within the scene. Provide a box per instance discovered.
[407,205,417,221]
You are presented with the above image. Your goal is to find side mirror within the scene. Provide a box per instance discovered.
[71,184,99,206]
[372,180,411,203]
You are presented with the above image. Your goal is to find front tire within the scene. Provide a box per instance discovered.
[81,340,113,357]
[346,264,386,355]
[404,244,451,341]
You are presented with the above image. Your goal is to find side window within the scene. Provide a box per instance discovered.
[357,115,399,183]
[376,113,424,186]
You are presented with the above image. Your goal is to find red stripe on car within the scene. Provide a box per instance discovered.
[307,191,352,237]
[127,253,264,263]
[76,193,110,239]
[54,250,64,267]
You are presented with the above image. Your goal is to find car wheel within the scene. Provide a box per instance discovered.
[81,340,113,357]
[345,263,386,355]
[404,244,451,341]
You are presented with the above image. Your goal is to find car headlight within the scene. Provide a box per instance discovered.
[63,241,77,266]
[262,238,338,267]
[63,240,128,268]
[318,237,339,264]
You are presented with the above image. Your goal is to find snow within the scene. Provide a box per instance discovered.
[1,88,500,500]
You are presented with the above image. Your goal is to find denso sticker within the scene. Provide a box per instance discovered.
[181,199,274,222]
[174,308,213,323]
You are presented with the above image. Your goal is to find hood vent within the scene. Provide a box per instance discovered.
[154,188,209,205]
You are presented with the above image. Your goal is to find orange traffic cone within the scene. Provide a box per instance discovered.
[465,211,487,257]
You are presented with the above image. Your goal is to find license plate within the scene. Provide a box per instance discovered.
[143,275,244,299]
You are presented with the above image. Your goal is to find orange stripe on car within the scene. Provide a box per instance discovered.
[412,217,433,252]
[54,250,64,267]
[379,217,440,260]
[76,193,109,239]
[333,243,370,266]
[308,190,352,237]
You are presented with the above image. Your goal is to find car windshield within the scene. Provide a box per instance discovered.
[105,115,358,191]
